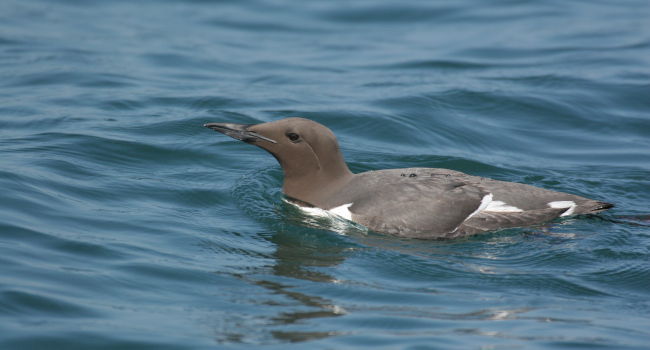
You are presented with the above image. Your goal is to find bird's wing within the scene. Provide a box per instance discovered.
[328,168,611,238]
[346,177,491,238]
[451,208,567,238]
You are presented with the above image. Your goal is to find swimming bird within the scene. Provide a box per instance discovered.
[204,117,613,239]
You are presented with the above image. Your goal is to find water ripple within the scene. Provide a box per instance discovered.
[1,0,649,348]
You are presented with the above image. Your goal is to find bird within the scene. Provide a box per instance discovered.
[204,117,613,239]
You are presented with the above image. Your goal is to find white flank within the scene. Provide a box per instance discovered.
[465,193,493,221]
[282,199,368,236]
[548,200,576,217]
[328,203,354,220]
[298,205,330,217]
[484,200,523,213]
[284,199,354,221]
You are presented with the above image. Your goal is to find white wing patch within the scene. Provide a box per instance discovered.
[465,193,493,221]
[548,200,576,217]
[484,200,524,213]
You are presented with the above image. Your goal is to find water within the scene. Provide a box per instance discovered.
[1,0,649,348]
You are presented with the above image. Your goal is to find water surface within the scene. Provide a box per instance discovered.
[1,0,650,349]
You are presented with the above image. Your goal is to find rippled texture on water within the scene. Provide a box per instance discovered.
[1,0,650,349]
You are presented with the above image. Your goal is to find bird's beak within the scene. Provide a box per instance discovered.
[204,123,277,144]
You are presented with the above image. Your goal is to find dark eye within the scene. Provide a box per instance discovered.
[286,132,300,142]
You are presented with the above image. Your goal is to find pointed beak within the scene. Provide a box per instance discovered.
[204,123,277,144]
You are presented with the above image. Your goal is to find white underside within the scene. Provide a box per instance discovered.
[284,199,354,221]
[283,199,363,235]
[328,203,354,220]
[548,200,576,216]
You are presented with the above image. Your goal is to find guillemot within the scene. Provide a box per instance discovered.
[205,117,613,239]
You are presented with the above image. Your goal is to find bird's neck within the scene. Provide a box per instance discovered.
[282,163,353,207]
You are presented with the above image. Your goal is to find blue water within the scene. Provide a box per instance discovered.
[1,0,650,348]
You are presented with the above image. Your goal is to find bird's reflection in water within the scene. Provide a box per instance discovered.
[229,225,351,343]
[220,169,358,343]
[216,200,361,343]
[217,195,570,344]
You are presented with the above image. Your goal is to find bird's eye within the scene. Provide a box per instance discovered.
[286,133,300,142]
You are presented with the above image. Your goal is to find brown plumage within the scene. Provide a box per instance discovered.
[205,117,613,239]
